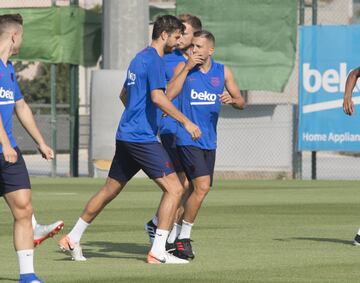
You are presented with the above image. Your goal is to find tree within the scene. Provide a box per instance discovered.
[14,62,70,113]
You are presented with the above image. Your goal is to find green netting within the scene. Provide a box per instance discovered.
[176,0,297,92]
[149,5,175,22]
[0,6,101,66]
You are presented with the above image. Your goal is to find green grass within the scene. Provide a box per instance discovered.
[2,179,360,282]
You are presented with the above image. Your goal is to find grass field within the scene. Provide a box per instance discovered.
[1,178,360,282]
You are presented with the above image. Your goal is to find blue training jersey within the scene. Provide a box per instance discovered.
[116,47,166,143]
[176,59,225,150]
[159,49,187,135]
[0,60,23,153]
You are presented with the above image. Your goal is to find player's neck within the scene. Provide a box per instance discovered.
[0,44,11,66]
[180,48,190,59]
[150,41,164,57]
[199,58,211,73]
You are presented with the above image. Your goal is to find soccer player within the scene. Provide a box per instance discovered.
[166,30,245,259]
[0,14,62,283]
[342,67,360,245]
[145,14,202,249]
[59,15,201,264]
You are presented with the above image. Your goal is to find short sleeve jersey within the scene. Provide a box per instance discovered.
[116,47,166,142]
[0,60,23,153]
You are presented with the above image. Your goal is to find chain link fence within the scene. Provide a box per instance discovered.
[214,0,360,180]
[299,0,360,180]
[4,0,360,179]
[0,0,100,176]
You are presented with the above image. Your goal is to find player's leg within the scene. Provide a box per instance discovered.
[166,172,192,249]
[1,147,43,282]
[145,171,191,247]
[127,141,187,264]
[5,189,43,283]
[174,146,215,260]
[174,175,210,260]
[59,177,127,261]
[145,134,190,246]
[59,141,137,261]
[147,172,188,264]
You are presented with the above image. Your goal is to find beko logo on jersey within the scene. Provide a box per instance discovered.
[190,89,217,105]
[127,70,136,86]
[0,87,14,99]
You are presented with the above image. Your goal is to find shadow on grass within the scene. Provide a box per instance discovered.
[0,277,17,281]
[274,237,353,246]
[55,241,149,262]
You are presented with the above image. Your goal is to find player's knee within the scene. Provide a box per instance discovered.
[167,182,185,199]
[102,185,119,200]
[102,180,124,200]
[174,184,185,198]
[14,201,33,221]
[194,182,210,197]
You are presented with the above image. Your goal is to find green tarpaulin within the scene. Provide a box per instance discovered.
[176,0,297,92]
[0,6,101,66]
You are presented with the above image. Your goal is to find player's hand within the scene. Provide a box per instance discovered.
[37,143,54,160]
[184,120,202,140]
[185,54,205,71]
[219,92,233,105]
[343,96,354,115]
[3,144,17,163]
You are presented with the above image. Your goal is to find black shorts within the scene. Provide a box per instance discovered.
[177,145,216,186]
[108,140,175,182]
[0,147,31,197]
[160,133,184,173]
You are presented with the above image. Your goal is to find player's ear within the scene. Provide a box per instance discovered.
[209,46,215,57]
[160,31,168,41]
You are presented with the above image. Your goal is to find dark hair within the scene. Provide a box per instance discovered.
[193,30,215,45]
[178,14,202,32]
[0,14,23,36]
[152,15,185,40]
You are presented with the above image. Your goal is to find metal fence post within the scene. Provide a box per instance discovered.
[69,64,79,177]
[311,0,318,180]
[50,64,57,177]
[50,0,57,177]
[69,0,79,177]
[292,0,306,180]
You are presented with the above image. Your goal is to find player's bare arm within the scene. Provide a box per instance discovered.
[220,65,245,109]
[119,87,127,106]
[343,67,360,116]
[0,115,17,163]
[151,88,201,140]
[15,99,54,160]
[166,53,205,100]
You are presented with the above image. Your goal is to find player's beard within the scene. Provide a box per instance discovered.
[164,43,175,54]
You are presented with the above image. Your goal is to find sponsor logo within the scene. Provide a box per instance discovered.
[211,76,220,86]
[0,87,14,100]
[302,63,360,113]
[190,89,217,105]
[127,70,136,86]
[303,63,356,93]
[165,161,173,169]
